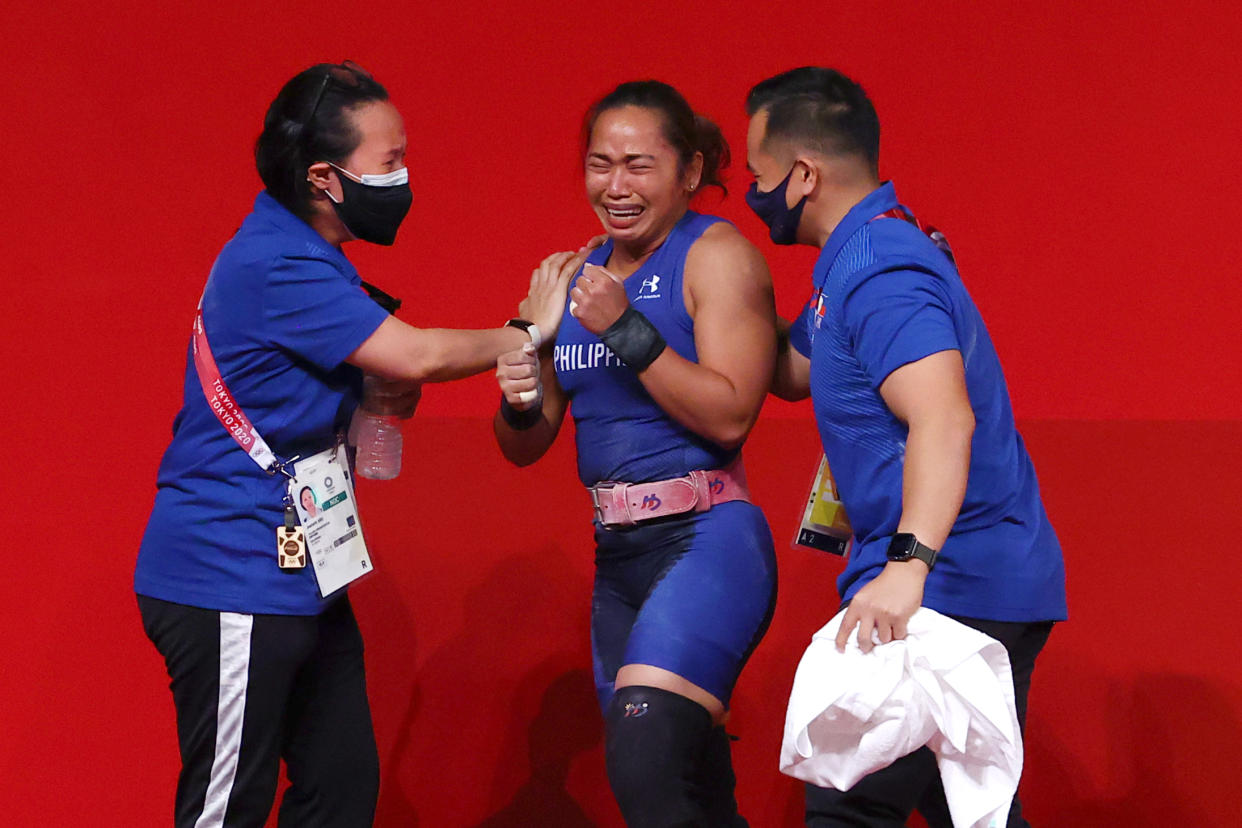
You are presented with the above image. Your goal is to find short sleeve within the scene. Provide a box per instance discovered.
[842,266,959,389]
[788,300,814,358]
[263,255,391,372]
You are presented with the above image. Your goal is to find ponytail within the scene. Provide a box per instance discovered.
[692,113,729,194]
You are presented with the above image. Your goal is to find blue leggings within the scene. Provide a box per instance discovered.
[590,500,778,711]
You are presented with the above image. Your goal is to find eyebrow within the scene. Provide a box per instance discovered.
[587,152,657,163]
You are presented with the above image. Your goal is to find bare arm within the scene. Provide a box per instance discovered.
[771,314,811,401]
[569,224,776,449]
[493,345,570,466]
[643,227,776,447]
[835,349,975,652]
[345,249,587,383]
[348,318,528,382]
[883,349,975,551]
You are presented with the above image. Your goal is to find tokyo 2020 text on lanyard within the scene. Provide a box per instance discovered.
[190,301,374,596]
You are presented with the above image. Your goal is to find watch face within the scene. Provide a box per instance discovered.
[887,533,936,569]
[888,533,917,559]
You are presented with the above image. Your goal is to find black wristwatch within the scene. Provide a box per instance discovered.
[505,318,543,349]
[886,533,938,570]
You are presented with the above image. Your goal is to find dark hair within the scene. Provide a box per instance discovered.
[255,63,390,220]
[746,67,880,173]
[582,80,729,195]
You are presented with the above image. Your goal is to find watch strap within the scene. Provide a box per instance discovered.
[506,318,542,350]
[886,533,938,570]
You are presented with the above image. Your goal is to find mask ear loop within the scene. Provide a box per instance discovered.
[306,173,342,204]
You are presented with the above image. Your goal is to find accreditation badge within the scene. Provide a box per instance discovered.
[793,454,853,558]
[290,443,373,596]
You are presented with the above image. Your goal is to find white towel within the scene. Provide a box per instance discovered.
[780,608,1022,828]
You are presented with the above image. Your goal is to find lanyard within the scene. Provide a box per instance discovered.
[871,207,955,264]
[809,206,955,338]
[189,275,396,478]
[191,301,289,477]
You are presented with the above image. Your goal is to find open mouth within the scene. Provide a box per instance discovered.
[604,204,644,222]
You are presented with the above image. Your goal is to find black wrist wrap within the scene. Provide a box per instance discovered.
[599,307,667,373]
[499,394,542,431]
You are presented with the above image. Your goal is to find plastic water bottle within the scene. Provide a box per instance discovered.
[351,376,412,480]
[352,411,402,480]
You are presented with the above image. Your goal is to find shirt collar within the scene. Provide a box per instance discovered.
[815,181,899,281]
[252,191,355,271]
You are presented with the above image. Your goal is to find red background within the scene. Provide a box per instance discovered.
[3,1,1240,825]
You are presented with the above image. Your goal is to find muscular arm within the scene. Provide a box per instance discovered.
[771,313,811,401]
[882,349,975,550]
[632,225,777,449]
[835,349,975,652]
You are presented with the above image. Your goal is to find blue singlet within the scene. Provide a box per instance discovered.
[555,211,778,708]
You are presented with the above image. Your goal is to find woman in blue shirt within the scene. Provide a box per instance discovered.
[135,62,584,828]
[494,81,779,827]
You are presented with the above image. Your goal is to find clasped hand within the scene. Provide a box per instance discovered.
[496,342,541,411]
[500,239,609,411]
[518,238,606,339]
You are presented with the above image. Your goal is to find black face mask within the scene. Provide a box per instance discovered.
[744,165,807,246]
[327,163,412,246]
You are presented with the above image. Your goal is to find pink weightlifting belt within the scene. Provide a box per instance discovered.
[588,456,751,527]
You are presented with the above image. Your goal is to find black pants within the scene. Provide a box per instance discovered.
[138,594,379,828]
[805,617,1054,828]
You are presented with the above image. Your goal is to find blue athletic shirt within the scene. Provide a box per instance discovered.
[555,211,738,486]
[789,183,1067,622]
[135,191,391,615]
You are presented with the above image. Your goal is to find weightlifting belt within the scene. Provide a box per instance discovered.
[589,456,750,527]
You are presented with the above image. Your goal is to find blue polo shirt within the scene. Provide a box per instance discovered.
[790,183,1067,622]
[135,192,390,615]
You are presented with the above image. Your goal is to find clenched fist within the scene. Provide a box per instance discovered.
[569,263,628,335]
[496,342,542,410]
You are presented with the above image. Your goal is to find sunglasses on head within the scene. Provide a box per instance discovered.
[299,60,372,136]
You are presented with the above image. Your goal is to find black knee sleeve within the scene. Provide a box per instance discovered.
[604,685,714,827]
[699,727,747,828]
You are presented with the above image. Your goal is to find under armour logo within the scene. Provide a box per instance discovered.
[640,274,661,294]
[623,702,649,718]
[641,494,662,510]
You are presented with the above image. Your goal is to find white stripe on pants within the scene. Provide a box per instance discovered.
[194,612,253,828]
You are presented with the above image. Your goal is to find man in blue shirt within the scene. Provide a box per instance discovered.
[744,67,1067,827]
